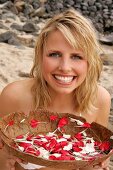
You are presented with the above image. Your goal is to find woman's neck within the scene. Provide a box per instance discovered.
[47,92,76,114]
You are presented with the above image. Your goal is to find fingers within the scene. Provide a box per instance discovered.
[93,165,109,170]
[6,156,27,170]
[93,165,101,169]
[13,156,28,164]
[0,143,3,148]
[6,155,25,170]
[101,158,110,168]
[6,158,16,170]
[0,137,4,149]
[103,168,110,170]
[92,159,110,170]
[93,164,103,169]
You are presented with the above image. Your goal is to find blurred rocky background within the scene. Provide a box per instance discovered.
[0,0,113,169]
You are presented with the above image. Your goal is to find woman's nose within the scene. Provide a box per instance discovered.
[58,58,72,73]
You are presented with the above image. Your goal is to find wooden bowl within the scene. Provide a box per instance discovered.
[0,109,113,169]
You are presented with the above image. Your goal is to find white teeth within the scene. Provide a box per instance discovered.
[54,75,73,83]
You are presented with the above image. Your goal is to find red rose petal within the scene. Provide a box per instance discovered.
[99,141,110,151]
[58,117,68,128]
[19,142,32,149]
[60,150,69,155]
[16,135,24,139]
[30,119,38,128]
[49,155,57,160]
[73,141,84,147]
[74,133,83,140]
[48,138,57,150]
[60,141,68,148]
[8,120,14,126]
[82,122,91,128]
[27,134,34,141]
[50,115,58,121]
[73,146,82,152]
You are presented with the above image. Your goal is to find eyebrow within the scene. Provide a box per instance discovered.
[47,50,62,53]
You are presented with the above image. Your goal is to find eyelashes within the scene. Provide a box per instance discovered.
[47,51,83,60]
[71,55,83,60]
[48,52,62,58]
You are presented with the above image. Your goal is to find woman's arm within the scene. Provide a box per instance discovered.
[93,86,111,170]
[96,85,111,127]
[0,81,30,170]
[0,82,24,115]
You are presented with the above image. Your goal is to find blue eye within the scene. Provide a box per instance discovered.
[48,52,62,58]
[71,54,83,60]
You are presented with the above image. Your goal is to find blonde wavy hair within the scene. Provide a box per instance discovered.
[30,8,102,114]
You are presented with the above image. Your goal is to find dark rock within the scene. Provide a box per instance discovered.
[103,5,109,9]
[105,19,112,28]
[82,5,88,11]
[0,0,8,4]
[18,71,29,77]
[95,23,104,33]
[95,2,103,10]
[14,0,25,13]
[31,16,40,24]
[0,31,21,46]
[64,0,74,6]
[10,23,23,31]
[103,9,109,13]
[23,4,34,17]
[1,11,17,20]
[8,36,21,46]
[90,12,96,18]
[88,0,96,6]
[105,0,112,5]
[99,34,113,46]
[111,98,113,110]
[45,0,63,12]
[74,3,81,8]
[88,6,97,12]
[0,31,16,43]
[0,22,8,29]
[110,16,113,20]
[32,0,40,9]
[0,73,8,83]
[74,0,82,3]
[103,14,109,19]
[102,60,113,65]
[56,2,64,9]
[3,1,18,14]
[45,3,51,13]
[82,10,89,16]
[81,2,88,7]
[30,7,45,17]
[22,22,37,33]
[0,0,113,35]
[1,1,14,10]
[19,15,27,22]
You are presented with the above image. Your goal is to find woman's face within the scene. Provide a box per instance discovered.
[42,30,88,95]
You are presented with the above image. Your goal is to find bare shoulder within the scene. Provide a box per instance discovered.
[0,78,35,115]
[97,85,111,106]
[96,85,111,127]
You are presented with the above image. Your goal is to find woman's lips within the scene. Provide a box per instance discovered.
[53,75,76,84]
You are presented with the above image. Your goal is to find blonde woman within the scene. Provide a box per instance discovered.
[0,9,111,170]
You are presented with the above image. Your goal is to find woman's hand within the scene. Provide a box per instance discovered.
[0,137,4,149]
[92,157,110,170]
[6,155,28,170]
[6,156,21,170]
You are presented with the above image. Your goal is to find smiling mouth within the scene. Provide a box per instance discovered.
[53,75,76,84]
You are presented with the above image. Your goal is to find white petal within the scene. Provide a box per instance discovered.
[63,143,72,150]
